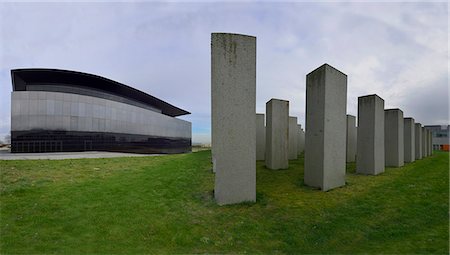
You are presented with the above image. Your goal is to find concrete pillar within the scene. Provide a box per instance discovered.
[422,127,427,158]
[429,129,433,155]
[384,109,404,167]
[265,99,289,170]
[356,95,385,175]
[300,129,305,153]
[429,130,432,155]
[288,116,298,160]
[211,33,256,205]
[414,123,422,160]
[304,64,347,191]
[403,118,415,163]
[256,113,265,161]
[297,124,305,154]
[346,115,357,163]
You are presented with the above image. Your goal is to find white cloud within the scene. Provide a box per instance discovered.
[0,2,447,143]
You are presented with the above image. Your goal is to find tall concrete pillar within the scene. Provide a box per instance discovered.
[429,130,432,155]
[297,124,305,154]
[422,127,427,158]
[256,113,265,161]
[429,129,433,155]
[288,116,298,160]
[300,129,305,153]
[414,123,422,160]
[211,33,256,205]
[356,95,385,175]
[265,99,289,170]
[403,118,415,163]
[346,115,357,163]
[304,64,347,191]
[385,109,404,167]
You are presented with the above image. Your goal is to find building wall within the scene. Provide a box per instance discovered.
[11,91,191,153]
[425,125,449,151]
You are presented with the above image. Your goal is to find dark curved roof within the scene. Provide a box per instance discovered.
[11,68,190,117]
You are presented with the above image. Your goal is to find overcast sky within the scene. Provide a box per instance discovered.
[0,1,448,143]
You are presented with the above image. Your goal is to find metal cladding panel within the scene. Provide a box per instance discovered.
[10,91,192,154]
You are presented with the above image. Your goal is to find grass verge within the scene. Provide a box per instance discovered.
[0,151,448,253]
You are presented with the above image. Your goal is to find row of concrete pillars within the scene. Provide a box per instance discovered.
[256,106,305,168]
[211,32,433,206]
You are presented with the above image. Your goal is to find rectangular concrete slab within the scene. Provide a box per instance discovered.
[211,33,256,205]
[403,118,415,163]
[297,124,304,154]
[346,115,357,163]
[356,94,385,175]
[265,99,289,170]
[422,127,427,158]
[288,116,298,160]
[415,123,422,160]
[304,64,347,191]
[428,129,433,156]
[256,113,265,161]
[385,109,404,167]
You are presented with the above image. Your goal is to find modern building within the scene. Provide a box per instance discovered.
[424,125,449,151]
[11,68,191,154]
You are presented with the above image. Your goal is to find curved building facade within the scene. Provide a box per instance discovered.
[11,69,191,153]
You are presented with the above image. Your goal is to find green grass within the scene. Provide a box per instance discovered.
[0,151,448,254]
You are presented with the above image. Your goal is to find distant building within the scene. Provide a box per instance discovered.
[11,68,191,153]
[424,125,449,151]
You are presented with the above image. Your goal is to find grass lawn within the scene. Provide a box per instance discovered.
[0,150,448,254]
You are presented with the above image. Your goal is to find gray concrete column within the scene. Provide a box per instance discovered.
[385,109,404,167]
[356,94,385,175]
[265,99,289,170]
[256,113,265,161]
[346,114,357,163]
[304,64,347,191]
[211,33,256,205]
[414,123,422,160]
[288,116,298,160]
[403,118,415,163]
[422,127,427,158]
[297,124,305,154]
[300,129,305,153]
[429,129,433,155]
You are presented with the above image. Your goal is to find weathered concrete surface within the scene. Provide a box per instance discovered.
[403,118,415,163]
[304,64,347,191]
[288,116,298,160]
[422,127,427,158]
[428,129,433,156]
[414,123,423,160]
[256,113,265,160]
[300,129,305,153]
[265,99,289,170]
[403,118,416,163]
[346,115,357,163]
[356,95,385,175]
[297,124,305,154]
[211,33,256,205]
[384,109,404,167]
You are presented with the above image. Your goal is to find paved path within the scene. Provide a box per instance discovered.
[0,150,162,160]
